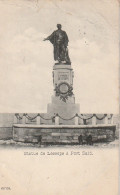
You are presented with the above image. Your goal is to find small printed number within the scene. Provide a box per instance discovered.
[1,187,11,190]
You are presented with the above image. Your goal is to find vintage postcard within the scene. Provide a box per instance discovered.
[0,0,119,195]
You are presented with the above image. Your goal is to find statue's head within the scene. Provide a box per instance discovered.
[57,24,62,29]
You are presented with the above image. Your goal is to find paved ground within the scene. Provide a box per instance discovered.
[0,139,119,148]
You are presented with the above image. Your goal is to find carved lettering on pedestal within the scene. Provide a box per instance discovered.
[58,72,69,81]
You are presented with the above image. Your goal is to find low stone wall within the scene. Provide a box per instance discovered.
[0,113,118,141]
[0,127,13,140]
[0,114,14,140]
[13,124,116,144]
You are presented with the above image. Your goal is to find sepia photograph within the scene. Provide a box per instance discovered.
[0,0,119,194]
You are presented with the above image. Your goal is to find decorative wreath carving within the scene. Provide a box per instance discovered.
[54,82,73,102]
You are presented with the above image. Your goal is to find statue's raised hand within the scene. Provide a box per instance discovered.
[43,38,47,41]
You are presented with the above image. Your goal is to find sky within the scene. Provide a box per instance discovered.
[0,0,119,113]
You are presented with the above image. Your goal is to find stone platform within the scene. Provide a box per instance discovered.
[47,96,80,123]
[13,124,116,144]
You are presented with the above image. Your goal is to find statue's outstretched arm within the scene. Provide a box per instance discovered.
[43,32,54,42]
[43,37,49,41]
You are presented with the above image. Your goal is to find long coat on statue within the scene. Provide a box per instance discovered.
[46,29,71,64]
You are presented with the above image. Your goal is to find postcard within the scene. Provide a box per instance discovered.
[0,0,119,194]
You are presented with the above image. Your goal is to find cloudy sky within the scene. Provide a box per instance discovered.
[0,0,119,113]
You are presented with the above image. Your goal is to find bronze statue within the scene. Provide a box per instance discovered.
[43,24,71,65]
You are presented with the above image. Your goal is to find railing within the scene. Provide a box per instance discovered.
[14,113,114,126]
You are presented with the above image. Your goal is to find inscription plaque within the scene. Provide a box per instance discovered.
[58,72,69,81]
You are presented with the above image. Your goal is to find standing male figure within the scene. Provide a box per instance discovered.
[43,24,71,64]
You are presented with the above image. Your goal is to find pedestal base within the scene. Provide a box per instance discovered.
[47,95,80,124]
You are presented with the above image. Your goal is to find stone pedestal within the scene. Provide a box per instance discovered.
[53,64,73,87]
[47,95,80,118]
[47,64,80,124]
